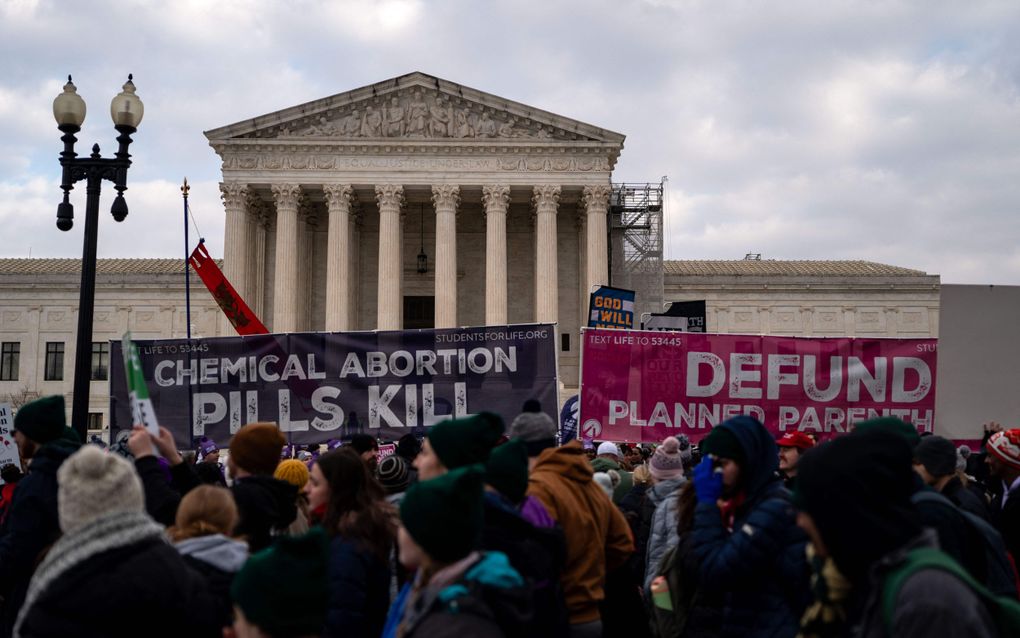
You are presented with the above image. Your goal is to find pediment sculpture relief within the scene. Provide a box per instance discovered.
[275,89,577,141]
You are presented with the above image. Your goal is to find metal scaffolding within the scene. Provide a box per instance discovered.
[609,180,664,322]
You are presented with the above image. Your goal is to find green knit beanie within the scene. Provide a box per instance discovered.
[13,395,66,444]
[700,426,746,465]
[427,412,505,470]
[231,529,329,635]
[486,438,529,504]
[853,417,921,449]
[400,465,484,563]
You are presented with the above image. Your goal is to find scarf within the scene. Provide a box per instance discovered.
[14,510,165,638]
[797,542,852,638]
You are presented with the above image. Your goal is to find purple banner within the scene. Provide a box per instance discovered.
[110,325,558,447]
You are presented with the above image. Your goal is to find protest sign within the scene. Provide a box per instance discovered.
[376,443,397,465]
[122,332,161,436]
[644,300,706,333]
[110,324,558,447]
[580,329,937,443]
[0,403,18,483]
[588,286,636,330]
[559,394,579,443]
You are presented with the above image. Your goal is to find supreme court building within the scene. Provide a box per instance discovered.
[206,72,625,390]
[0,73,941,435]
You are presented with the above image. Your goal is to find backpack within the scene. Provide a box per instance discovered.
[881,547,1020,634]
[912,490,1019,597]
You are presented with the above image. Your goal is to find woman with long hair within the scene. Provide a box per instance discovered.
[305,448,397,638]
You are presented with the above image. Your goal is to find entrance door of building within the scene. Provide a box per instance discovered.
[403,296,435,330]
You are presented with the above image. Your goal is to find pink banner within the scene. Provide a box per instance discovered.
[580,329,937,443]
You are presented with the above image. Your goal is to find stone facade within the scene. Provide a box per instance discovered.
[663,260,940,338]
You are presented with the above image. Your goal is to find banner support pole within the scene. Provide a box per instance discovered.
[182,178,192,341]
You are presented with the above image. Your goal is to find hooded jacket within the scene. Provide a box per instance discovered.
[590,457,634,503]
[175,534,249,630]
[230,475,298,552]
[527,441,634,624]
[323,534,391,638]
[0,438,80,637]
[643,476,686,590]
[382,551,532,638]
[691,418,808,638]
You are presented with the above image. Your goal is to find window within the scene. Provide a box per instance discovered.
[91,342,109,381]
[44,342,64,381]
[403,296,435,330]
[0,342,18,381]
[561,333,571,352]
[87,412,103,431]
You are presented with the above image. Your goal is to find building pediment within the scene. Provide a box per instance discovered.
[204,72,625,147]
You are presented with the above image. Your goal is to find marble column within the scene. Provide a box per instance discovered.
[271,183,301,333]
[482,185,511,325]
[576,208,588,328]
[432,185,461,328]
[532,185,561,324]
[323,184,354,332]
[582,184,612,294]
[243,191,267,319]
[296,193,315,332]
[376,184,405,330]
[220,182,249,303]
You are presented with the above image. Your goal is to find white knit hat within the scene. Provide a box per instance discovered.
[57,445,145,534]
[596,442,621,458]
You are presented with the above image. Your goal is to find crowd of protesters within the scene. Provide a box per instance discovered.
[0,393,1019,638]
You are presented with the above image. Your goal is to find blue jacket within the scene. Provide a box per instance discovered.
[692,418,809,638]
[324,534,391,638]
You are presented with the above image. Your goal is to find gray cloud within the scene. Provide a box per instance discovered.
[1,0,1018,283]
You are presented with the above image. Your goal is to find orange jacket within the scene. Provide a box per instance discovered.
[527,441,634,624]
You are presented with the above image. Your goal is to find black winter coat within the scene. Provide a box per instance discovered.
[942,476,991,521]
[323,535,391,638]
[481,494,569,638]
[992,481,1020,562]
[0,440,78,637]
[16,537,219,638]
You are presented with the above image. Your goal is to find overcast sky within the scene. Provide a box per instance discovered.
[2,0,1018,284]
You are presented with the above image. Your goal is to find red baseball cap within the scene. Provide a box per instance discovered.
[776,432,815,450]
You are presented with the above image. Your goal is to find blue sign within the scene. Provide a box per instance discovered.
[588,286,636,329]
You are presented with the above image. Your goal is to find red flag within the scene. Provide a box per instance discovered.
[189,242,269,335]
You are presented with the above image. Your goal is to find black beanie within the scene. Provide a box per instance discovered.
[700,425,745,466]
[795,430,921,586]
[400,465,484,563]
[486,438,529,504]
[427,412,504,470]
[13,395,66,445]
[914,435,958,478]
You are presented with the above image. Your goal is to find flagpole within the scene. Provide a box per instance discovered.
[182,178,191,341]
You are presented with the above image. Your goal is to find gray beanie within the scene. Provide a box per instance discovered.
[58,445,145,534]
[509,411,557,456]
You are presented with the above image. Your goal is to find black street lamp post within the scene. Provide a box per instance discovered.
[53,75,144,441]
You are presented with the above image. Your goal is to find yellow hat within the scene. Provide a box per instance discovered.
[274,459,309,489]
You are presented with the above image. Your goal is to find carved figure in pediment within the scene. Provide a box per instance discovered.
[454,109,472,138]
[535,124,552,139]
[407,91,429,136]
[305,116,337,137]
[361,106,383,137]
[497,115,516,138]
[429,96,452,137]
[342,110,361,136]
[384,97,405,137]
[477,112,497,138]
